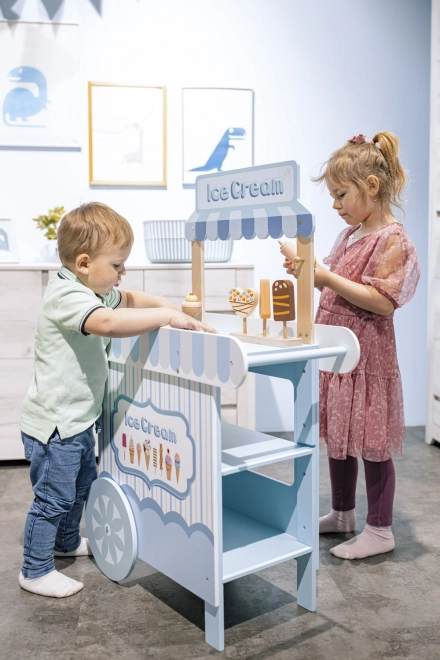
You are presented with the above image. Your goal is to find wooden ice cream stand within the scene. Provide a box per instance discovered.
[85,161,360,651]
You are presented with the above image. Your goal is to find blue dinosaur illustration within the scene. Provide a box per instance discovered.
[0,229,9,252]
[2,66,48,127]
[190,127,245,172]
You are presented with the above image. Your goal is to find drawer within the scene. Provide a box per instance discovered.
[0,271,42,317]
[144,268,237,311]
[221,390,236,406]
[432,396,440,429]
[119,270,143,292]
[0,422,24,460]
[0,359,35,425]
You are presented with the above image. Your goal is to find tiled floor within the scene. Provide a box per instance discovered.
[1,427,439,659]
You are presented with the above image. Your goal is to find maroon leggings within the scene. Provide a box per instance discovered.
[329,455,396,527]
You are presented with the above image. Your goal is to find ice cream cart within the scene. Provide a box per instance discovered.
[85,161,360,651]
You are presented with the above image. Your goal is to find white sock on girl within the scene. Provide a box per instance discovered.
[330,524,395,559]
[319,508,356,533]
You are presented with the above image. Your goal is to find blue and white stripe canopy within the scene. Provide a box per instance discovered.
[185,200,314,242]
[185,161,314,242]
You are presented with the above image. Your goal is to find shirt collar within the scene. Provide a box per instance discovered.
[58,265,105,301]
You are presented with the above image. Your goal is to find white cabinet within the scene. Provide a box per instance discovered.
[0,262,254,460]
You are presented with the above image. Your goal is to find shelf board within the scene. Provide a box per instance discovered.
[222,506,312,583]
[221,422,312,476]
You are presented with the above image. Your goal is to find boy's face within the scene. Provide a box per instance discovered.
[76,245,131,295]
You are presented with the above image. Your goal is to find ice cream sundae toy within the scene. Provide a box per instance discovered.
[182,292,202,319]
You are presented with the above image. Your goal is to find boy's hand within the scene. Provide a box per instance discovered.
[169,312,217,333]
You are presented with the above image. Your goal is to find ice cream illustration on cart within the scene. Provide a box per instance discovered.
[153,447,158,473]
[129,436,135,464]
[165,448,172,481]
[159,444,163,477]
[122,433,127,460]
[175,452,181,484]
[136,442,142,466]
[143,439,151,470]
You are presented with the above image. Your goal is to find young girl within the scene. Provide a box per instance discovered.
[285,132,420,559]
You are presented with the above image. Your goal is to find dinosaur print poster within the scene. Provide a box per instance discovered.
[182,88,254,186]
[0,22,80,147]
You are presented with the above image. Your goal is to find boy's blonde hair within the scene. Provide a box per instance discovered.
[57,202,134,265]
[313,132,407,212]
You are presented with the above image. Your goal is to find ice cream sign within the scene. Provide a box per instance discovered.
[195,161,298,212]
[110,396,195,498]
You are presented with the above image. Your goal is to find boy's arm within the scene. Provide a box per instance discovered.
[119,289,179,311]
[83,306,216,338]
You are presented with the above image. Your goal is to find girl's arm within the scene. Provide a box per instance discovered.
[83,306,216,337]
[314,263,394,315]
[118,289,179,310]
[284,259,394,315]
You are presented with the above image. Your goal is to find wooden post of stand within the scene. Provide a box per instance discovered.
[296,235,314,344]
[192,240,205,323]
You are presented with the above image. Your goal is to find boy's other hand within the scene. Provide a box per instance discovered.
[169,312,217,333]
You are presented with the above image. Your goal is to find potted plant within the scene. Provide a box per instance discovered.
[33,206,66,240]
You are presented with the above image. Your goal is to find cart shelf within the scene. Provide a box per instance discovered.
[222,506,312,583]
[221,422,313,476]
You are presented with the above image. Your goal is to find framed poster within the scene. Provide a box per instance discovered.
[0,21,80,148]
[88,83,167,187]
[0,219,19,262]
[182,87,254,186]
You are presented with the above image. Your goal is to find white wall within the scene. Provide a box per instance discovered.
[0,0,431,426]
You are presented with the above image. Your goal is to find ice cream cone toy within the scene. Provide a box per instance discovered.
[228,287,259,334]
[136,443,142,466]
[273,280,295,339]
[143,439,151,470]
[259,279,271,337]
[159,443,163,477]
[165,448,172,481]
[175,453,181,484]
[122,433,127,460]
[182,292,202,319]
[153,447,158,473]
[129,436,135,464]
[278,239,316,272]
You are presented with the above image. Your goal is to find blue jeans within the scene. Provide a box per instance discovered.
[21,425,97,578]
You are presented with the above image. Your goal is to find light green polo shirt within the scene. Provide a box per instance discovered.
[18,266,122,444]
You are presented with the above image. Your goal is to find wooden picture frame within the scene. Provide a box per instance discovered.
[88,82,167,187]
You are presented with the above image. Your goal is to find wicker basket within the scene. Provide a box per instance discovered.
[144,220,233,263]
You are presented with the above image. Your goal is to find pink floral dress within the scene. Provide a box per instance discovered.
[316,222,420,462]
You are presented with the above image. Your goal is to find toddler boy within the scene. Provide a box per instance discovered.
[18,202,214,598]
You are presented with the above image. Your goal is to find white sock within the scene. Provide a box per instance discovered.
[54,537,93,557]
[319,508,356,534]
[330,524,395,559]
[19,570,84,598]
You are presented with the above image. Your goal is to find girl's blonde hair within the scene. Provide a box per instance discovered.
[57,202,134,265]
[313,132,407,212]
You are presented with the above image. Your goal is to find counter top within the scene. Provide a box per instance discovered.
[0,262,253,271]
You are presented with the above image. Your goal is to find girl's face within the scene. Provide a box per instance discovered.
[327,180,378,227]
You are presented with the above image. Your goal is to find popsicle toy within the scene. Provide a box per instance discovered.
[259,279,271,337]
[273,279,295,339]
[122,433,127,460]
[228,287,259,334]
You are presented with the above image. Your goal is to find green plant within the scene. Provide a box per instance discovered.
[33,206,66,240]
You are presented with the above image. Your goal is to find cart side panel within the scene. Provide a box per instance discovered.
[99,363,222,606]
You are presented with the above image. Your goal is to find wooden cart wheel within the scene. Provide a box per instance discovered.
[85,477,137,582]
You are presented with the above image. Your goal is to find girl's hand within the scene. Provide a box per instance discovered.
[169,311,217,333]
[313,262,329,290]
[283,258,296,277]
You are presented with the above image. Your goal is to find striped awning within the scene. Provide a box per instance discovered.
[185,199,314,242]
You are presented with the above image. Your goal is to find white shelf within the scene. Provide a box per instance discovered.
[222,507,312,583]
[221,422,312,476]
